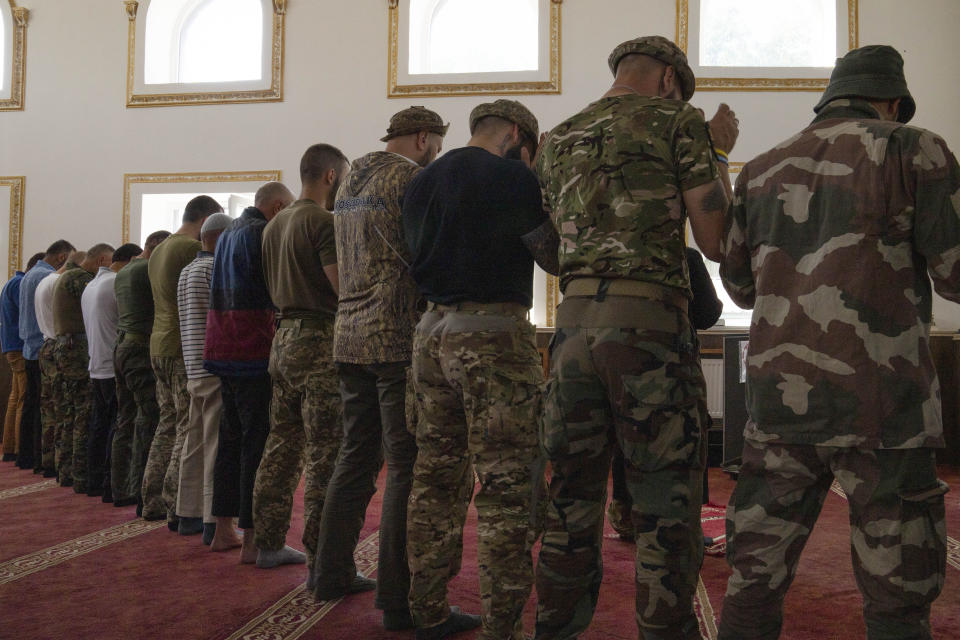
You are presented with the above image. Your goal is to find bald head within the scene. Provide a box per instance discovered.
[254,181,295,221]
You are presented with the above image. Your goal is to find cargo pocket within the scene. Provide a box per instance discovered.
[620,363,703,473]
[539,376,568,459]
[893,478,948,607]
[483,364,542,447]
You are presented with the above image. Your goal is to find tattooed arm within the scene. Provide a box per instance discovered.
[522,219,560,276]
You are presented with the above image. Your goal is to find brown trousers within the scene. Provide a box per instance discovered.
[3,351,26,455]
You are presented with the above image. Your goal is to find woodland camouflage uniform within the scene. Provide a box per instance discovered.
[718,45,959,640]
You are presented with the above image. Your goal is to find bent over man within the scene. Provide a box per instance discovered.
[312,107,447,624]
[403,100,559,640]
[534,36,738,639]
[718,45,959,640]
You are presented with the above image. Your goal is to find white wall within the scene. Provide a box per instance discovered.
[2,0,959,324]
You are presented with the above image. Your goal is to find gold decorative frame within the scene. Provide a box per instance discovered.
[1,176,24,279]
[124,0,286,108]
[387,0,562,98]
[0,1,28,111]
[122,170,281,242]
[677,0,859,92]
[545,163,744,327]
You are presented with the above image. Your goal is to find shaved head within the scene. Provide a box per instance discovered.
[254,181,295,209]
[616,52,666,78]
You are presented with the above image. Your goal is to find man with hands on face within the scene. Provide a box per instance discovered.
[534,35,739,640]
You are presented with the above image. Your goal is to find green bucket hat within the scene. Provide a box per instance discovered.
[608,35,695,101]
[814,45,915,123]
[469,99,539,143]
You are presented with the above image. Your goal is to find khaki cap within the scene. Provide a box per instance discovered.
[381,106,449,142]
[469,99,539,143]
[608,35,696,101]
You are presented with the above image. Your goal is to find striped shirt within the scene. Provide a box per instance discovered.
[176,251,214,380]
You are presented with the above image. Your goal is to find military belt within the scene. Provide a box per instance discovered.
[117,330,149,344]
[277,317,331,330]
[426,301,529,318]
[563,277,688,312]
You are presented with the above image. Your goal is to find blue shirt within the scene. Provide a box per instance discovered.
[18,260,55,359]
[0,271,25,353]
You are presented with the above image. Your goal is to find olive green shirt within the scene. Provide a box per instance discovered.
[52,266,94,336]
[536,94,719,294]
[262,199,339,319]
[148,234,201,357]
[115,258,154,336]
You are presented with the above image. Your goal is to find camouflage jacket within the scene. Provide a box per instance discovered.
[721,99,960,449]
[536,94,718,294]
[333,151,422,364]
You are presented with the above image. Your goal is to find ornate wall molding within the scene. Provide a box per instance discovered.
[388,0,562,98]
[125,0,285,108]
[0,1,29,110]
[122,170,281,242]
[1,176,24,279]
[676,0,859,92]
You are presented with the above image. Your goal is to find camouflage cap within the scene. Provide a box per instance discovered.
[380,106,449,142]
[814,45,915,123]
[469,99,539,143]
[607,36,695,101]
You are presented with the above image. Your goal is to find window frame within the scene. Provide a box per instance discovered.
[677,0,859,92]
[122,170,281,243]
[387,0,562,98]
[0,176,25,279]
[0,1,28,111]
[124,0,285,108]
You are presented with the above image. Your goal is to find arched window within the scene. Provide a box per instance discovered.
[178,0,262,83]
[126,0,284,108]
[389,0,561,98]
[0,0,28,111]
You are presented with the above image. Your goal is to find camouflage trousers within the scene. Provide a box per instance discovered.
[536,296,706,640]
[38,339,60,475]
[113,335,159,504]
[253,319,341,565]
[142,355,189,521]
[719,440,947,640]
[408,303,544,640]
[53,335,92,492]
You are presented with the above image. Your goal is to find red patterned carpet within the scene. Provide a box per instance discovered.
[0,463,957,639]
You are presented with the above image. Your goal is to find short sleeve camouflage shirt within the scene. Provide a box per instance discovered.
[536,94,719,294]
[721,99,960,449]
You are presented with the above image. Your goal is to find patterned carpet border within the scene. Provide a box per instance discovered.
[223,531,380,640]
[0,518,166,585]
[0,478,57,500]
[695,575,718,640]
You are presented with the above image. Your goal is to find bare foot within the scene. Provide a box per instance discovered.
[210,516,242,551]
[240,529,258,564]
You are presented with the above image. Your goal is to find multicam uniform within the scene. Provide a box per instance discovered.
[535,94,718,640]
[51,266,95,492]
[113,258,159,507]
[403,139,546,639]
[718,98,960,640]
[312,151,422,604]
[256,199,342,565]
[144,234,201,521]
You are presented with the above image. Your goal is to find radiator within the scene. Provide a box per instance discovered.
[702,358,724,419]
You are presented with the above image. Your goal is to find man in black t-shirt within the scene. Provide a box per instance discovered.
[402,99,559,640]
